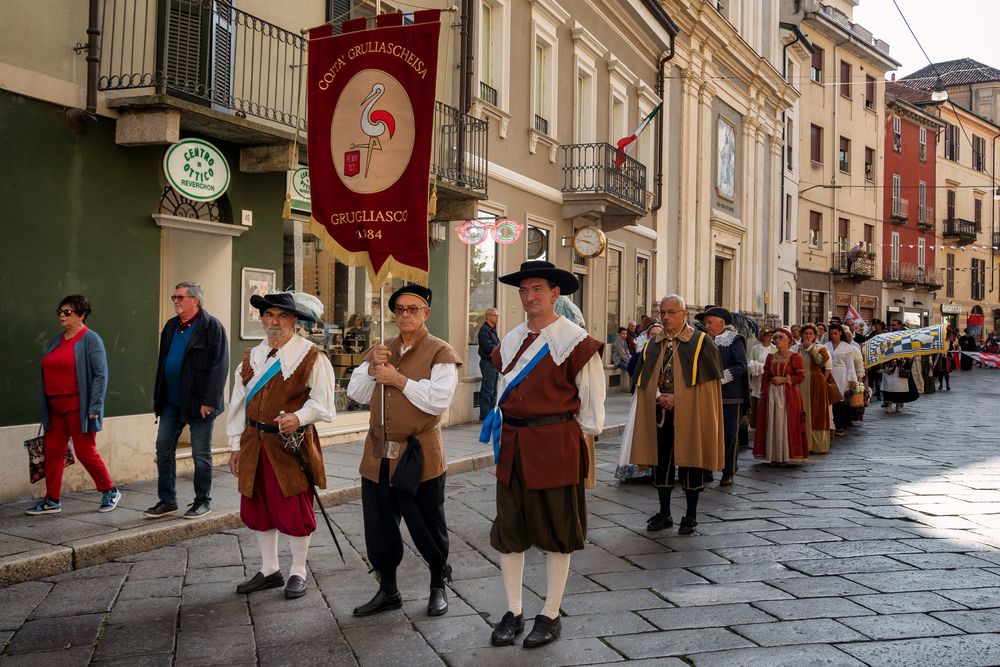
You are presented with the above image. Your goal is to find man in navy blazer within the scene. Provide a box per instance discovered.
[148,281,229,519]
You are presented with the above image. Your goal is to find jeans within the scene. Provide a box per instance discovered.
[479,358,498,421]
[155,402,214,505]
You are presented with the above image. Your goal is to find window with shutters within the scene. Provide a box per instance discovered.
[919,127,927,161]
[864,223,874,245]
[786,117,794,170]
[810,124,823,163]
[944,123,960,162]
[811,46,824,83]
[840,60,852,98]
[864,146,874,182]
[892,116,902,152]
[478,0,509,108]
[801,290,824,326]
[865,75,875,110]
[160,1,233,110]
[972,258,986,301]
[809,210,822,247]
[946,254,955,297]
[839,136,850,172]
[919,181,927,223]
[947,189,956,220]
[973,135,986,171]
[975,198,983,232]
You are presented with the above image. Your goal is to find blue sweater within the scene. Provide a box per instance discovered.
[40,329,108,433]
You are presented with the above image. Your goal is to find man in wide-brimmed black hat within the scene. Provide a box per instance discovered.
[347,283,462,619]
[699,306,749,487]
[225,291,337,600]
[481,260,606,649]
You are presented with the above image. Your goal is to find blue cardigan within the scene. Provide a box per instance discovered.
[40,329,108,433]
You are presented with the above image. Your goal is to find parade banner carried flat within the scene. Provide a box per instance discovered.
[862,323,947,368]
[961,352,1000,368]
[307,11,440,285]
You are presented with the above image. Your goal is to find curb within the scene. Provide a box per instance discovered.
[0,421,623,587]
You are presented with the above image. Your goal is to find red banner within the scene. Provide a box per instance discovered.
[307,12,440,286]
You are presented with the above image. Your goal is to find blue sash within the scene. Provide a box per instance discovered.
[479,343,550,463]
[245,359,281,408]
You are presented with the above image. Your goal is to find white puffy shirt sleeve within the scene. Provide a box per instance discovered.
[226,365,248,451]
[575,353,606,436]
[292,355,337,427]
[347,361,376,404]
[401,363,459,415]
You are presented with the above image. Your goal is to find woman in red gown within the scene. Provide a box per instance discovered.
[754,327,808,464]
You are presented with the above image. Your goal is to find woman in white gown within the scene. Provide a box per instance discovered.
[824,324,857,437]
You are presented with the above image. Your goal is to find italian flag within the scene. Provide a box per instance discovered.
[615,102,662,167]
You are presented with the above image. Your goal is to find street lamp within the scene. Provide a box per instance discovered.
[930,76,949,102]
[800,184,843,195]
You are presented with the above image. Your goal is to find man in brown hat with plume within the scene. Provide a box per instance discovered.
[347,284,462,618]
[482,260,605,649]
[226,291,336,600]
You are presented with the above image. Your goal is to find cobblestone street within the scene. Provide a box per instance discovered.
[3,369,1000,666]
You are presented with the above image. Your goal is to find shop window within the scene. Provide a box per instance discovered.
[469,232,499,354]
[635,255,649,321]
[606,248,621,343]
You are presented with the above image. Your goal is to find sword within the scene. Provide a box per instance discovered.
[278,412,346,564]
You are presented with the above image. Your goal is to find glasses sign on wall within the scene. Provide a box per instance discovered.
[457,218,522,245]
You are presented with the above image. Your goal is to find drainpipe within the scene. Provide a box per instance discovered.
[992,132,999,294]
[67,0,101,132]
[650,31,676,212]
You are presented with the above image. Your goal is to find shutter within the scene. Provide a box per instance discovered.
[210,1,235,109]
[165,0,203,92]
[331,0,352,33]
[811,125,821,161]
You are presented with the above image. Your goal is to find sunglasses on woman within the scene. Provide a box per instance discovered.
[57,308,77,316]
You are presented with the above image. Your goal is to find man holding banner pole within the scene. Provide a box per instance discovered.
[482,261,605,649]
[347,284,462,618]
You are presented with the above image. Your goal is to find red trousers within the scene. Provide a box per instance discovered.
[240,447,316,537]
[45,395,113,500]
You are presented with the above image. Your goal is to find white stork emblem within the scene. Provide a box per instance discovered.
[351,83,396,178]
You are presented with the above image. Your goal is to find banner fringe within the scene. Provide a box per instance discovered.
[315,217,429,287]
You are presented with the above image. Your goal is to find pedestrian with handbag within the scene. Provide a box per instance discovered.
[27,295,120,515]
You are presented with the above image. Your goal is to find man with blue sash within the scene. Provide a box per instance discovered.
[225,292,336,600]
[483,261,605,649]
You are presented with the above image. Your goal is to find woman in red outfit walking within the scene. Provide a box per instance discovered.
[27,295,120,515]
[754,328,808,465]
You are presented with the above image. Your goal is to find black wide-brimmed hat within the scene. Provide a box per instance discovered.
[698,306,733,325]
[251,292,318,322]
[388,284,432,311]
[498,260,579,295]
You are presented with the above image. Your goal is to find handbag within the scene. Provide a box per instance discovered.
[826,377,843,404]
[23,426,76,484]
[847,388,866,408]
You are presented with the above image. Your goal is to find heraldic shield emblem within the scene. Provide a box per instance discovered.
[332,69,415,194]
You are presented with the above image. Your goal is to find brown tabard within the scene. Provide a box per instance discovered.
[237,346,327,498]
[358,328,463,485]
[492,336,604,491]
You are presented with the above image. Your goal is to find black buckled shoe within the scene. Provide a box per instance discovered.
[523,614,561,648]
[678,515,698,535]
[352,589,402,617]
[490,611,525,646]
[646,512,673,532]
[236,570,284,594]
[284,575,307,599]
[427,587,448,616]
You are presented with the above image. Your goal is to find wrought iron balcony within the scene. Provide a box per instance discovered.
[921,267,945,289]
[98,0,304,139]
[890,197,909,223]
[831,247,876,281]
[916,205,934,230]
[942,218,978,244]
[479,81,499,107]
[560,143,648,221]
[431,101,489,199]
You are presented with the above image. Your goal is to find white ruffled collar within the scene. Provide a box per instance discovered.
[499,316,588,368]
[713,329,739,348]
[249,334,313,380]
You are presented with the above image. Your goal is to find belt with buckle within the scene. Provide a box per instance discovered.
[503,412,575,428]
[247,418,303,435]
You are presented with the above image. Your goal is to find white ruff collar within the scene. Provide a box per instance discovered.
[499,316,588,368]
[249,334,313,380]
[714,329,739,348]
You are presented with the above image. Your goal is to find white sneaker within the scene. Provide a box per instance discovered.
[895,405,903,413]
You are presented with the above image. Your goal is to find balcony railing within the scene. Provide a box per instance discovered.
[479,81,498,107]
[942,218,978,244]
[534,114,550,135]
[832,247,876,280]
[917,205,934,230]
[922,267,944,289]
[891,197,909,222]
[98,0,305,131]
[560,143,647,212]
[431,101,488,195]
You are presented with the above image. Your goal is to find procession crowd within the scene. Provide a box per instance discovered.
[29,269,982,652]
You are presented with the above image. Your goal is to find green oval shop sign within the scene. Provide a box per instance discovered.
[163,139,231,201]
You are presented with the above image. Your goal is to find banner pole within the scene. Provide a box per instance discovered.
[380,281,386,435]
